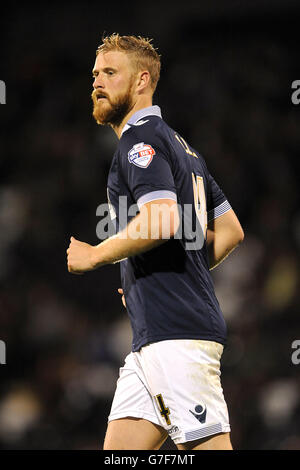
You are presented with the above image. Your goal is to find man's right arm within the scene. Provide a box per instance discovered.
[206,209,244,270]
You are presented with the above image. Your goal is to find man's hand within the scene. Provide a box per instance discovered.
[118,288,126,308]
[67,236,97,274]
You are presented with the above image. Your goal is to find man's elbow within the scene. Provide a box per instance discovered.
[240,227,245,243]
[234,225,245,246]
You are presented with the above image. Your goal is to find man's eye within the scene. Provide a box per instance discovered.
[107,70,114,75]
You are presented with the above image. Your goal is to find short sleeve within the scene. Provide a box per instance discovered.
[207,174,232,222]
[119,129,177,209]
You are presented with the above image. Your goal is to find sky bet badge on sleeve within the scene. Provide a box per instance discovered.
[128,142,156,168]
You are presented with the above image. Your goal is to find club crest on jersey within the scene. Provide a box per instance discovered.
[128,142,155,168]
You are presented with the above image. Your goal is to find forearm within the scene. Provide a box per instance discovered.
[67,199,179,274]
[93,228,165,267]
[206,228,242,270]
[206,209,244,270]
[92,206,170,267]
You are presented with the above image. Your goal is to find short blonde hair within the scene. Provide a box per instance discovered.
[96,33,161,92]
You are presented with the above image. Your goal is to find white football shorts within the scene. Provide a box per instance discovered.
[108,339,230,444]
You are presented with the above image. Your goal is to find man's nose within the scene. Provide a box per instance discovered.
[93,75,104,89]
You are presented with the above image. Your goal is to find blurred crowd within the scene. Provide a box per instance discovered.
[0,2,300,450]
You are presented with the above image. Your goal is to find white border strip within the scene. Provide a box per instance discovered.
[185,422,223,441]
[137,190,177,209]
[207,200,231,222]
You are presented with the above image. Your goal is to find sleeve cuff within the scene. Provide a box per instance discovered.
[137,190,177,210]
[207,200,231,222]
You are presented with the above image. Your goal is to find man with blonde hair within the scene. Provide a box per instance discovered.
[67,33,244,450]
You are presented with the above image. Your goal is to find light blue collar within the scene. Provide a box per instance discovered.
[121,105,162,137]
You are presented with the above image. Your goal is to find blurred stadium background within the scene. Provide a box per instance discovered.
[0,0,300,450]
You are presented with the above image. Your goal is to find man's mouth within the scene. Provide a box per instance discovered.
[96,93,108,101]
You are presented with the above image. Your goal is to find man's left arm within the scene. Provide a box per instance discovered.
[206,208,244,270]
[67,198,180,274]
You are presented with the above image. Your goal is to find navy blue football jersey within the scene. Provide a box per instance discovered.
[107,106,231,352]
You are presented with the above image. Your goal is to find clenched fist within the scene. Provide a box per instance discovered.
[67,236,97,274]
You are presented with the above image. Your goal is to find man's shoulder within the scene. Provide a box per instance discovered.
[119,115,172,152]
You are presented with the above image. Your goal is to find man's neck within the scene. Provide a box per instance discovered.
[112,97,153,139]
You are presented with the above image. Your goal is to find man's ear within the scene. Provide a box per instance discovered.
[136,70,151,93]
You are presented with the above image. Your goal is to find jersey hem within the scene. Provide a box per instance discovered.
[132,334,226,352]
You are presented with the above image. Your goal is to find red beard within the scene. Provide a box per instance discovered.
[91,83,134,128]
